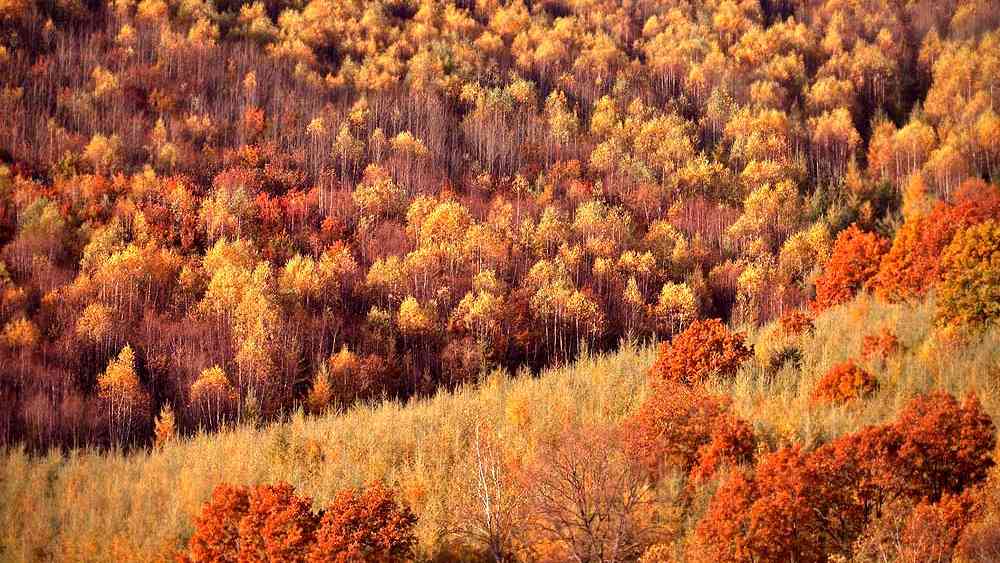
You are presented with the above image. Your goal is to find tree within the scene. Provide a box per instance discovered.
[188,483,318,563]
[648,319,751,387]
[870,181,1000,303]
[812,225,888,312]
[623,382,755,481]
[308,482,417,563]
[97,345,150,446]
[810,360,879,406]
[524,424,660,562]
[937,220,1000,327]
[190,366,237,428]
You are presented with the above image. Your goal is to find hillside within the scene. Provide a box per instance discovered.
[3,293,998,561]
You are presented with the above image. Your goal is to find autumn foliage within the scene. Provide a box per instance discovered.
[810,360,879,406]
[186,482,416,563]
[812,225,889,312]
[647,319,752,387]
[624,382,755,481]
[310,483,418,563]
[692,391,996,562]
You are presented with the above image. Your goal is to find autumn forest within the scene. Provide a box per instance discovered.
[1,0,1000,560]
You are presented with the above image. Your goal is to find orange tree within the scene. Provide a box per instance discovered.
[810,360,879,406]
[647,318,752,387]
[812,224,888,311]
[936,220,1000,327]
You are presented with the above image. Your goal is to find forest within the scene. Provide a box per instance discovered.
[1,0,1000,560]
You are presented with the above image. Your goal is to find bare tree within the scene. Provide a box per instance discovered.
[449,421,528,562]
[523,424,663,563]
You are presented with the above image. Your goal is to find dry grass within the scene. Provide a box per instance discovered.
[2,294,998,561]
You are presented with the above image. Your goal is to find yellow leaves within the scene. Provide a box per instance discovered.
[1,317,40,350]
[190,366,235,404]
[352,164,405,218]
[397,296,434,336]
[937,220,1000,327]
[544,90,579,144]
[391,131,430,159]
[98,345,147,413]
[187,18,219,46]
[306,117,327,137]
[153,404,176,449]
[307,363,334,414]
[76,302,112,344]
[83,133,121,173]
[654,282,697,333]
[419,201,472,250]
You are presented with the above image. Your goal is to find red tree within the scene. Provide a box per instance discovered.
[812,224,889,311]
[647,319,752,387]
[308,482,418,563]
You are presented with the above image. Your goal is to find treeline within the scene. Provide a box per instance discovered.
[0,0,999,450]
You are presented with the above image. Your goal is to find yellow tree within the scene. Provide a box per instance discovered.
[97,345,150,446]
[190,365,238,428]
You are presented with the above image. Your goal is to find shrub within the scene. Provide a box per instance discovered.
[647,319,751,387]
[810,361,879,406]
[897,490,981,563]
[187,482,415,562]
[937,220,1000,327]
[691,392,996,562]
[812,224,889,312]
[624,383,755,481]
[885,392,995,500]
[309,482,417,563]
[860,328,900,363]
[188,484,252,562]
[239,483,319,562]
[778,309,813,337]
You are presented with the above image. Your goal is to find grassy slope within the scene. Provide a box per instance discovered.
[2,295,998,562]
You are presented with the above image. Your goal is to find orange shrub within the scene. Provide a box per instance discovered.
[810,361,879,406]
[897,489,981,563]
[812,224,889,312]
[778,309,813,337]
[691,392,996,562]
[647,319,751,387]
[187,482,416,563]
[188,484,251,562]
[308,482,417,563]
[239,483,319,561]
[860,328,899,363]
[624,382,755,481]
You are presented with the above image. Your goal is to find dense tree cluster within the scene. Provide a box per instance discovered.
[1,0,999,450]
[185,481,417,562]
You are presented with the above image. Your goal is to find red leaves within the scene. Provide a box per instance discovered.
[692,391,996,562]
[812,224,888,312]
[186,482,416,563]
[870,179,1000,303]
[648,319,752,387]
[810,360,879,406]
[309,482,417,563]
[623,382,755,482]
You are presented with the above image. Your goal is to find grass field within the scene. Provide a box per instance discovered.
[2,295,998,562]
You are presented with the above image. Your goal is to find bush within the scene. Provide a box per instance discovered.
[187,482,416,563]
[870,179,1000,303]
[897,490,980,563]
[309,482,418,563]
[860,328,900,364]
[812,224,889,312]
[691,391,996,562]
[624,382,755,481]
[810,360,879,406]
[647,319,751,387]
